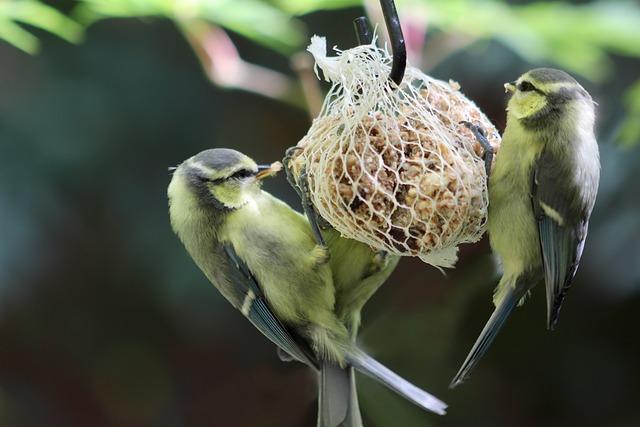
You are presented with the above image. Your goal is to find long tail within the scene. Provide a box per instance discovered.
[345,349,447,416]
[317,363,362,427]
[449,283,527,389]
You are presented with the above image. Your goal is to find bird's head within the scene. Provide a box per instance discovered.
[168,148,281,211]
[504,68,594,130]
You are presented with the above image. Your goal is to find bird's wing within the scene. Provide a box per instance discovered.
[531,148,589,329]
[220,243,318,368]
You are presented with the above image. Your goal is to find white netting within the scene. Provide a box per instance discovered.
[289,36,501,268]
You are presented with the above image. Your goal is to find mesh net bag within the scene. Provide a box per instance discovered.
[288,36,501,268]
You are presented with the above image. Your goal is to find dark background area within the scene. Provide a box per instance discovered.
[1,2,639,426]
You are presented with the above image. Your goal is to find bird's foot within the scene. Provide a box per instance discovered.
[298,167,330,247]
[283,146,304,198]
[461,121,494,177]
[283,147,331,245]
[364,251,389,276]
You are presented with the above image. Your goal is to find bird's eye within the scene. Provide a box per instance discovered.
[197,175,222,185]
[229,169,255,180]
[517,81,536,92]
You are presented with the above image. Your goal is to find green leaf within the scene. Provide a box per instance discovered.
[199,0,305,54]
[72,0,174,23]
[274,0,361,16]
[73,0,305,53]
[0,17,39,53]
[513,1,640,80]
[0,1,83,52]
[399,0,640,81]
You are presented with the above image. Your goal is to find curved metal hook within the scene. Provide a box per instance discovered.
[380,0,406,86]
[353,16,373,45]
[353,0,406,86]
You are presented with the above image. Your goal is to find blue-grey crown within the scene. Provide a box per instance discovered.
[192,148,247,172]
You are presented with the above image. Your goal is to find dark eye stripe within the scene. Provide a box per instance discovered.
[199,175,224,185]
[517,81,536,92]
[229,169,255,180]
[193,168,256,186]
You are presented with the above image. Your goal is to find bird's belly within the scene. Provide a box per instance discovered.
[489,178,541,278]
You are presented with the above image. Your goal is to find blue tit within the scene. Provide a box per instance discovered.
[318,229,400,426]
[451,68,600,388]
[282,148,404,426]
[281,148,401,339]
[167,148,445,426]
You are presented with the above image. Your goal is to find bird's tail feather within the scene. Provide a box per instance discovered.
[317,362,362,427]
[344,367,362,427]
[449,283,526,388]
[345,349,447,416]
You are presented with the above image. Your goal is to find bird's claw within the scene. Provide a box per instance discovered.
[365,251,389,276]
[460,121,487,138]
[283,147,332,247]
[283,146,303,197]
[298,168,329,248]
[460,121,494,177]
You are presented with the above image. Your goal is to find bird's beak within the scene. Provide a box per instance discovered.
[256,161,283,180]
[168,166,177,176]
[504,82,516,94]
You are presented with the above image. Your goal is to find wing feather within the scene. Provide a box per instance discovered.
[220,244,318,368]
[532,149,590,329]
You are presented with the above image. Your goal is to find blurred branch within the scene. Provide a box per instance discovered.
[290,52,323,119]
[178,20,305,108]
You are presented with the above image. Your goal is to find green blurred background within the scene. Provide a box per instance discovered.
[1,0,639,426]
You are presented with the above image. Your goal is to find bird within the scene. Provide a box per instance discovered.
[450,68,601,388]
[167,148,446,426]
[315,228,400,426]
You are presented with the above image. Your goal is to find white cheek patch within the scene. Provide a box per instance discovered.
[168,176,200,222]
[540,202,565,226]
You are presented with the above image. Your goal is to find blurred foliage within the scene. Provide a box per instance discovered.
[0,0,82,53]
[1,1,640,426]
[620,79,640,147]
[1,0,639,145]
[274,0,360,15]
[1,0,639,78]
[72,0,306,54]
[408,0,640,81]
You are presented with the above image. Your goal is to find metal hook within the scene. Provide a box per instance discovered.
[353,16,373,45]
[353,0,406,86]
